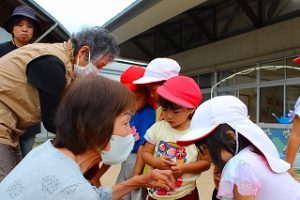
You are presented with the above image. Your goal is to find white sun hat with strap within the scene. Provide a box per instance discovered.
[177,95,290,173]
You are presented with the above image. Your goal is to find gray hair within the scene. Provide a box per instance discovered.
[71,26,119,61]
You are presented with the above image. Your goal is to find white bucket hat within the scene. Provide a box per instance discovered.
[177,95,290,173]
[133,58,180,84]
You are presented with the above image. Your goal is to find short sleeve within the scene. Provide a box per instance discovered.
[217,158,261,199]
[93,186,112,200]
[144,122,159,145]
[135,106,155,146]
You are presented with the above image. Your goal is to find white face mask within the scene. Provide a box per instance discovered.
[101,134,134,165]
[74,52,99,77]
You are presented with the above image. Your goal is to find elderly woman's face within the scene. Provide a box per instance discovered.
[101,109,133,156]
[112,109,132,137]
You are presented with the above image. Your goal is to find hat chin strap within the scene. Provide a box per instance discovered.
[234,130,239,155]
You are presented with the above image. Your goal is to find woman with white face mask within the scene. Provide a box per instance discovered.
[0,26,119,181]
[0,75,176,200]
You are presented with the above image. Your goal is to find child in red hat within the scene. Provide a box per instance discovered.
[133,58,181,122]
[116,66,156,200]
[143,75,210,200]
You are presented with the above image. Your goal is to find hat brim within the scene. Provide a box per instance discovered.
[293,57,300,64]
[177,124,219,146]
[177,117,290,173]
[157,86,195,108]
[227,118,290,173]
[124,83,143,92]
[4,15,40,33]
[133,76,166,84]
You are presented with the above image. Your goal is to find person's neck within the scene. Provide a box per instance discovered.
[172,119,191,131]
[12,38,28,48]
[57,147,101,173]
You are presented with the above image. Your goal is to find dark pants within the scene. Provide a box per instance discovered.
[148,187,199,200]
[19,123,41,157]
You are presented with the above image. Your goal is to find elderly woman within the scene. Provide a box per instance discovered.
[0,75,175,200]
[0,26,119,181]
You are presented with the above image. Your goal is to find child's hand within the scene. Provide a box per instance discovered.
[156,156,176,170]
[171,163,184,177]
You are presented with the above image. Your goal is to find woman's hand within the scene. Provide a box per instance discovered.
[140,169,176,191]
[112,169,176,200]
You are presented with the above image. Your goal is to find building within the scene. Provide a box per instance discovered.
[103,0,300,123]
[0,0,146,81]
[103,0,300,166]
[0,0,70,43]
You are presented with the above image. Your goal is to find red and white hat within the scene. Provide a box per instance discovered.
[157,75,202,108]
[120,66,145,91]
[133,58,180,84]
[293,57,300,64]
[177,95,290,173]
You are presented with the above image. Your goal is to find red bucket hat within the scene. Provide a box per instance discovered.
[120,66,145,91]
[157,75,202,108]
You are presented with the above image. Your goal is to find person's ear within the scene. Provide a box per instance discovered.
[78,45,90,61]
[73,46,90,65]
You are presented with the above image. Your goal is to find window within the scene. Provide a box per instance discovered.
[286,85,300,112]
[260,86,283,123]
[239,88,257,122]
[217,69,235,86]
[199,73,213,89]
[260,60,285,82]
[286,57,300,79]
[236,65,257,84]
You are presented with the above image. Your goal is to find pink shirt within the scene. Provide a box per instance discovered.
[218,146,300,200]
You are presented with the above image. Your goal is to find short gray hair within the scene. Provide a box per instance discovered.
[71,26,119,61]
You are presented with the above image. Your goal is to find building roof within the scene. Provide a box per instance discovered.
[103,0,207,44]
[0,0,70,43]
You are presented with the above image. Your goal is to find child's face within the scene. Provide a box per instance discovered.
[161,107,195,130]
[134,89,148,111]
[220,129,236,162]
[146,82,163,102]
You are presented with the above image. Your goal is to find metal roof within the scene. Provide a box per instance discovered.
[0,0,70,43]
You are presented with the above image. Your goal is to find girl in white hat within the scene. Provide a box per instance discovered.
[177,95,300,200]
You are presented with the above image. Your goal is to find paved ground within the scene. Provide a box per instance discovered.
[100,164,215,199]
